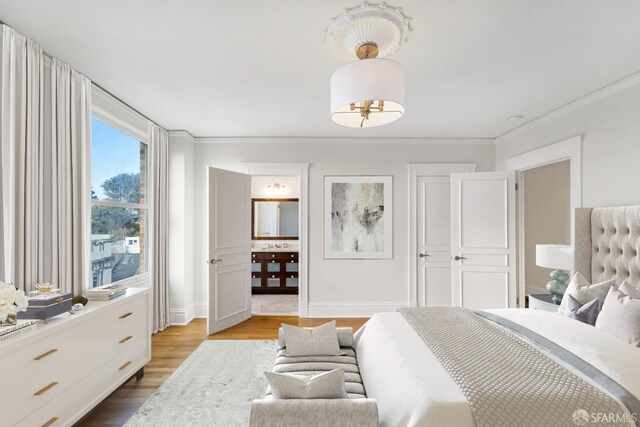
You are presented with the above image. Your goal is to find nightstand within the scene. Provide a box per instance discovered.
[528,294,559,313]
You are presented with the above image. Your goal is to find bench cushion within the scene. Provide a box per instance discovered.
[267,347,367,399]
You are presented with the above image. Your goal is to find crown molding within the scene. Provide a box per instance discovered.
[174,136,494,145]
[496,71,640,145]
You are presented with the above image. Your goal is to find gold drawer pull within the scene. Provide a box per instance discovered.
[34,382,59,396]
[42,417,58,427]
[119,335,133,344]
[119,361,132,370]
[119,312,133,319]
[34,349,58,361]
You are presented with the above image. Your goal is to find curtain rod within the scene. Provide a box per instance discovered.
[0,21,163,129]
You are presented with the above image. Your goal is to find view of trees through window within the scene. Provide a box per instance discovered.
[91,118,148,288]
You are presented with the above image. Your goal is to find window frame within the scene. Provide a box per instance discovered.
[89,87,151,290]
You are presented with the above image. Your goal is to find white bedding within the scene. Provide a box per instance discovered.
[355,308,640,427]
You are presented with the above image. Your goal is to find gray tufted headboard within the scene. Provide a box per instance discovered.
[574,205,640,287]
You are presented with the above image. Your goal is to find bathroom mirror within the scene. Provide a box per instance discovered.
[252,198,299,240]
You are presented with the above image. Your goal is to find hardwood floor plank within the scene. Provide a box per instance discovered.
[76,316,368,426]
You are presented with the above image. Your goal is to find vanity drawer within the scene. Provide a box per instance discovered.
[251,252,267,260]
[275,252,298,260]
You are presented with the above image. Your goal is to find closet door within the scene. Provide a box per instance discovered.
[416,176,453,306]
[451,171,517,309]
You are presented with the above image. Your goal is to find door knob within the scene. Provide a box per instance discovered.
[454,255,466,261]
[206,259,223,264]
[418,253,429,258]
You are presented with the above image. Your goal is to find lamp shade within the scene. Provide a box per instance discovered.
[330,58,405,128]
[535,244,574,270]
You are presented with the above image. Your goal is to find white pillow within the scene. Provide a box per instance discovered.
[619,281,640,299]
[281,320,343,356]
[264,369,348,399]
[595,286,640,347]
[558,272,614,315]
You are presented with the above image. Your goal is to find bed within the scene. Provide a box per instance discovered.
[355,205,640,427]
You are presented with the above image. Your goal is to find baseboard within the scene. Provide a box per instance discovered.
[306,301,407,318]
[170,303,195,326]
[194,301,208,318]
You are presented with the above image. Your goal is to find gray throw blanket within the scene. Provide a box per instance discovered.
[398,307,634,427]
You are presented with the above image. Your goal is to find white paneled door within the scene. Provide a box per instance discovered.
[417,176,453,306]
[207,167,252,335]
[451,171,517,309]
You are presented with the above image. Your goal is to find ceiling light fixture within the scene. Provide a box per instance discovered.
[325,2,411,128]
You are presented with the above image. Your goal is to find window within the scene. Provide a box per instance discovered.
[91,117,148,288]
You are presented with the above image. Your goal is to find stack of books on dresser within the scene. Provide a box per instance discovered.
[86,284,127,301]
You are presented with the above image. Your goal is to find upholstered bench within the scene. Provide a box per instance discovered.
[249,327,379,427]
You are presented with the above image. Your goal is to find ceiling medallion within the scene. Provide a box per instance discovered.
[325,2,411,128]
[325,2,412,62]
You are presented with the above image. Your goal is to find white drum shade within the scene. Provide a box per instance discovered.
[330,58,405,128]
[536,244,574,270]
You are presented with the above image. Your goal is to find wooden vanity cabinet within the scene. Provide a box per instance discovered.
[251,251,299,294]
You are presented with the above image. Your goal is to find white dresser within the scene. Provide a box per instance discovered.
[0,287,151,427]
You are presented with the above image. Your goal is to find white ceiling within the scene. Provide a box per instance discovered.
[1,0,639,138]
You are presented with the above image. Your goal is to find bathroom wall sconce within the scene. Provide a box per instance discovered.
[267,183,286,193]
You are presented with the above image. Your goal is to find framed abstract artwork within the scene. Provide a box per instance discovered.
[324,176,393,259]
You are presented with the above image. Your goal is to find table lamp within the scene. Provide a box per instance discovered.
[535,244,574,305]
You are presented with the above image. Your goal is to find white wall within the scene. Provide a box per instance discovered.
[168,132,195,324]
[523,160,571,294]
[496,82,640,207]
[173,137,494,317]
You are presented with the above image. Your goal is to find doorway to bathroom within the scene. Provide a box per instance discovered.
[250,175,301,315]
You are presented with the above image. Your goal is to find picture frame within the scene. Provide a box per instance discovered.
[324,175,393,259]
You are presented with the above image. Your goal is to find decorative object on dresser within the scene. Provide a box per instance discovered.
[527,293,559,313]
[535,244,574,304]
[324,175,393,259]
[0,287,151,426]
[0,281,28,326]
[252,251,299,294]
[17,291,72,323]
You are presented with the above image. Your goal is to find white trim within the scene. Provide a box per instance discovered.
[176,134,494,145]
[92,85,149,143]
[407,164,476,307]
[241,163,310,317]
[307,301,407,318]
[505,136,582,307]
[170,303,195,326]
[194,301,208,318]
[496,71,640,144]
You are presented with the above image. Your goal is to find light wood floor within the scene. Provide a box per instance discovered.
[77,316,368,426]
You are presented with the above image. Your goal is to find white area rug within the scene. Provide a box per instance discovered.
[125,340,277,426]
[252,294,298,315]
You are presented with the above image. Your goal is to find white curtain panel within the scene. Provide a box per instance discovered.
[0,25,91,294]
[50,58,91,295]
[0,26,45,290]
[149,123,170,333]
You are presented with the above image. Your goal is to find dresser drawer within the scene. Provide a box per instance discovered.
[2,318,102,425]
[14,338,148,427]
[90,294,149,365]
